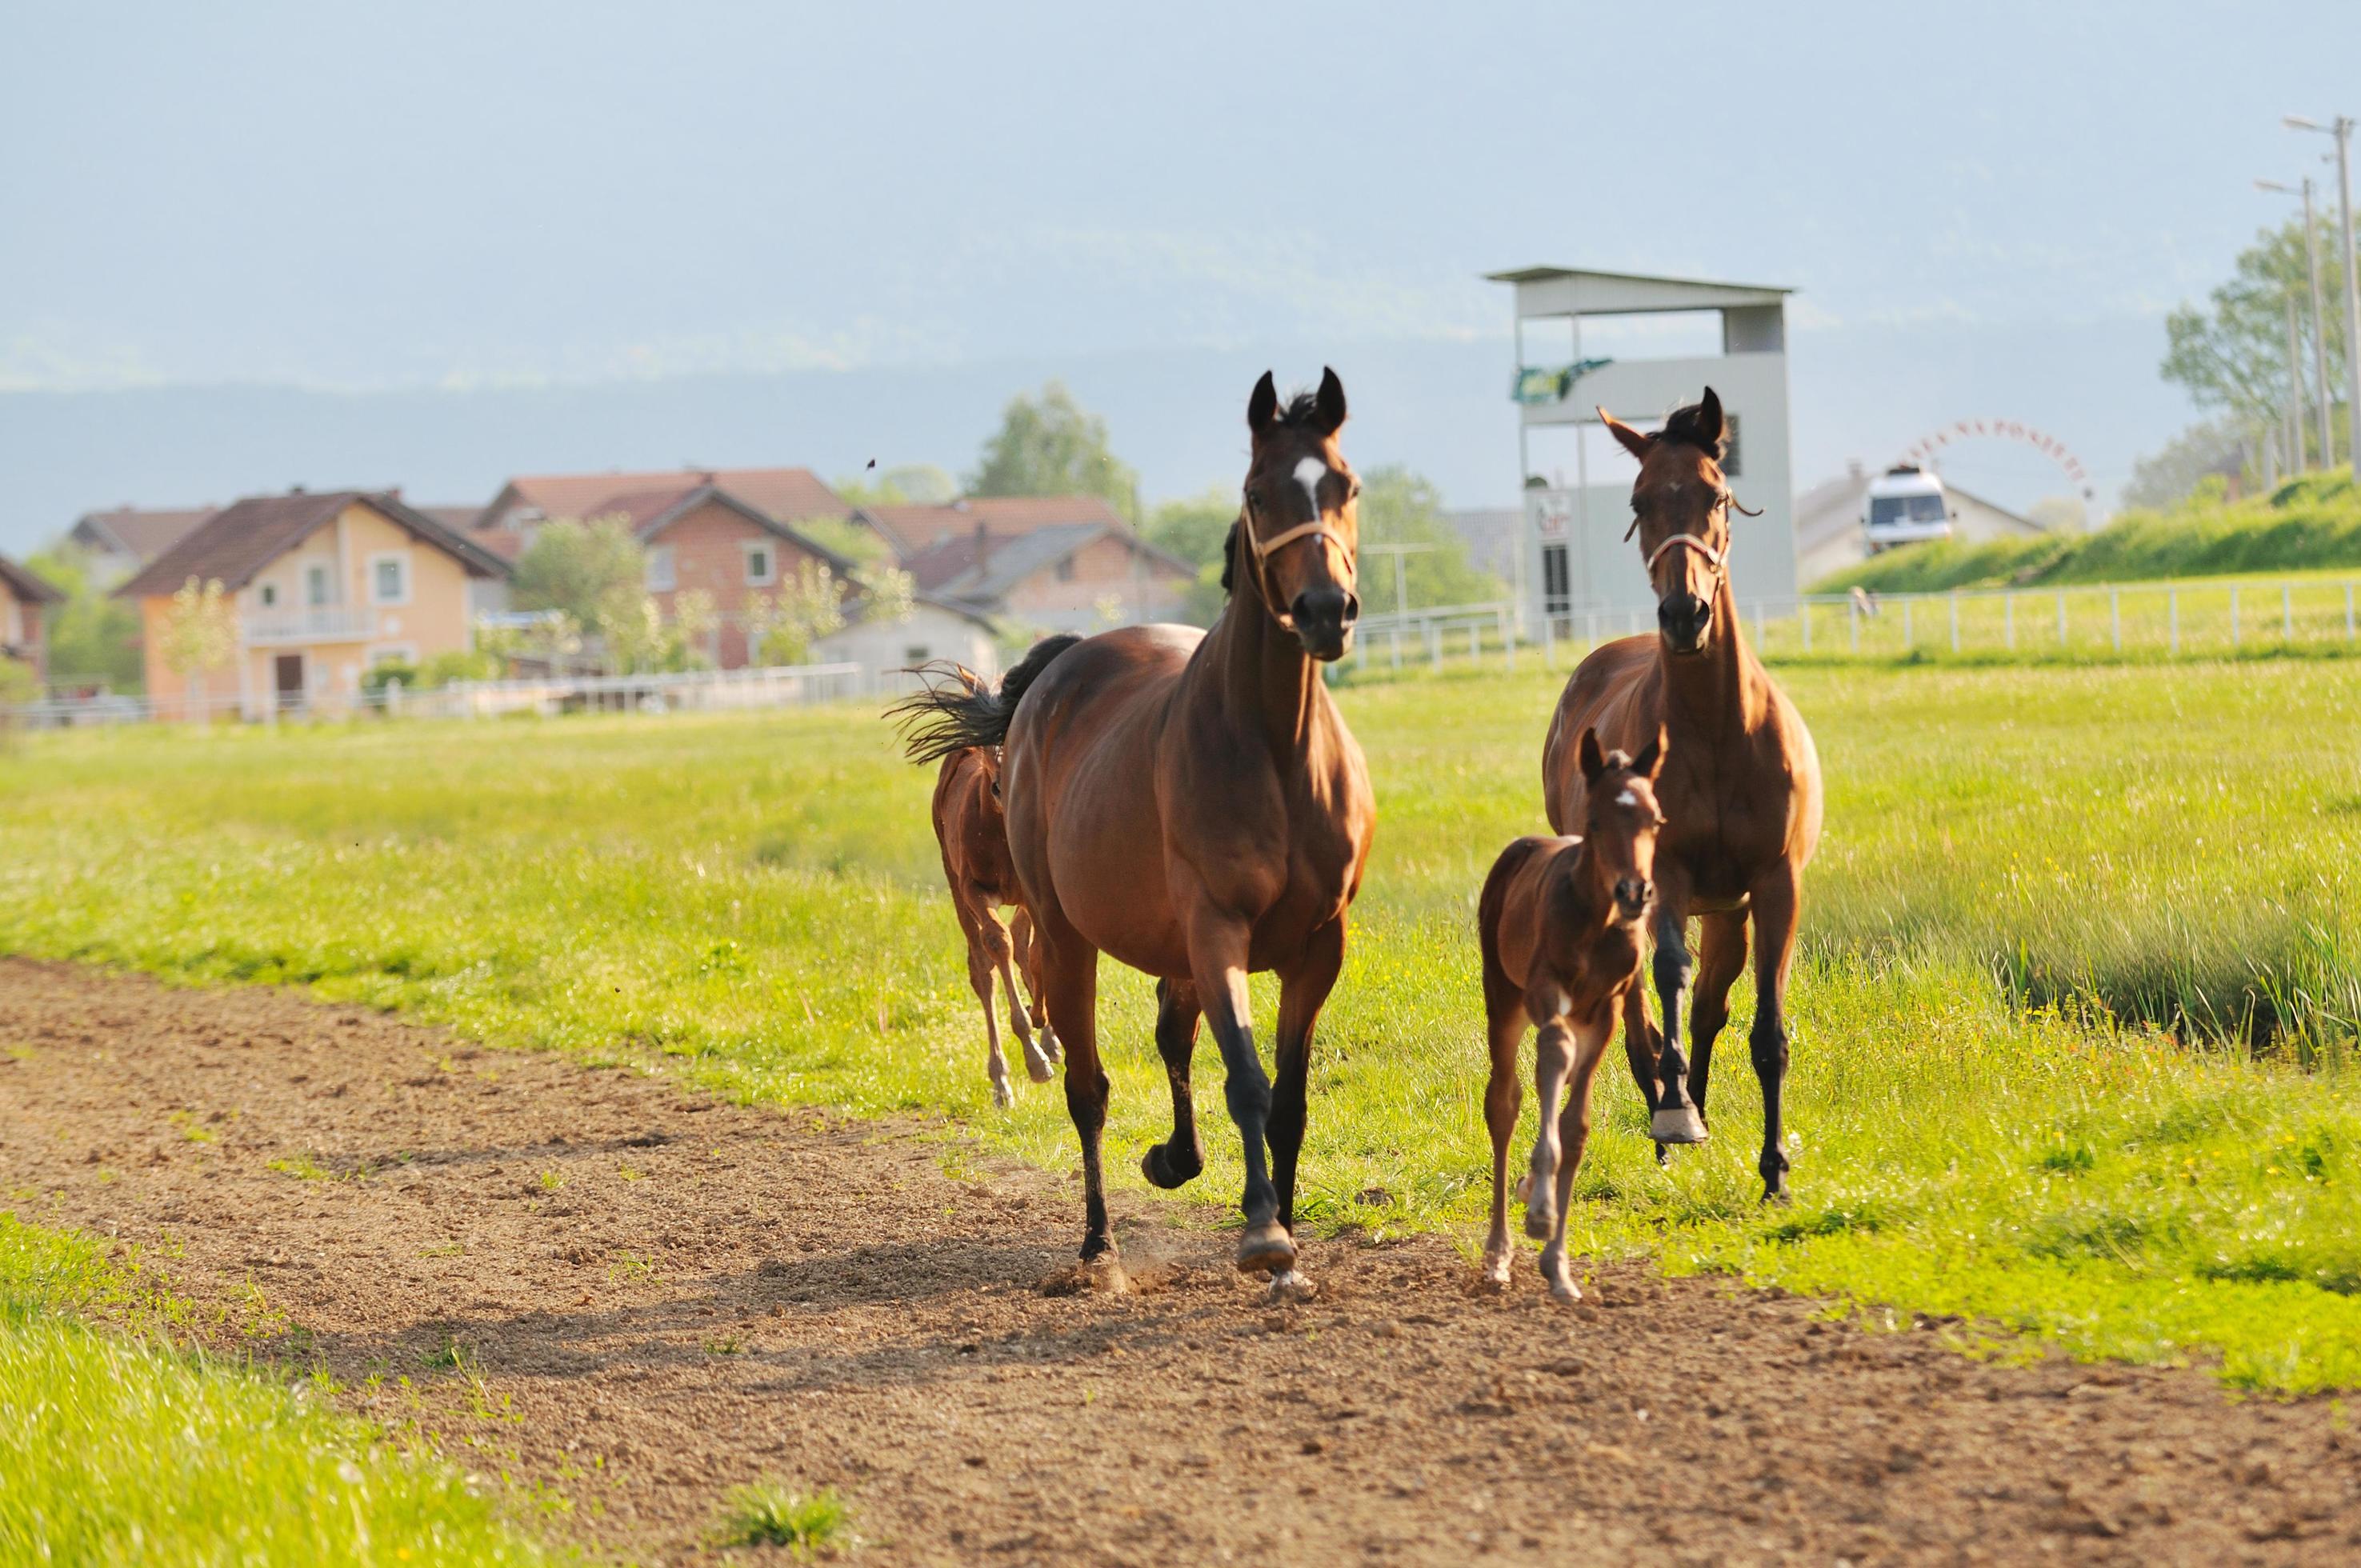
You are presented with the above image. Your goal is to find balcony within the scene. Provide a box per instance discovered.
[246,607,374,644]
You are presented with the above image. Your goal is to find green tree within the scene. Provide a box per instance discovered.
[832,462,958,507]
[746,561,850,666]
[2163,214,2349,466]
[1354,466,1504,613]
[968,382,1140,523]
[1146,487,1238,568]
[157,577,237,721]
[511,516,646,626]
[26,546,142,689]
[2123,418,2252,510]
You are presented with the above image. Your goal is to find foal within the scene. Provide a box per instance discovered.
[908,674,1059,1106]
[1479,726,1664,1300]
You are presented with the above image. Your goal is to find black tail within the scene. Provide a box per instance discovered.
[886,634,1082,765]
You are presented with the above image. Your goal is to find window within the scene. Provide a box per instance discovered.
[368,552,410,606]
[1541,543,1571,616]
[743,542,775,586]
[904,644,930,665]
[646,546,676,592]
[306,564,330,606]
[1869,494,1949,527]
[259,582,278,608]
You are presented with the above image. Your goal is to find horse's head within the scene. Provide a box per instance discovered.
[1229,366,1361,660]
[1599,387,1751,658]
[1576,725,1666,922]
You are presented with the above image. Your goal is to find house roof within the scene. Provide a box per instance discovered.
[859,494,1129,556]
[70,506,218,564]
[904,521,1193,606]
[479,467,850,531]
[116,490,512,600]
[0,554,65,604]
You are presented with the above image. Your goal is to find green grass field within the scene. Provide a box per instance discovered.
[0,1214,557,1565]
[3,659,2360,1401]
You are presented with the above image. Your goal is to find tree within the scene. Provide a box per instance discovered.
[2163,214,2349,466]
[832,462,958,507]
[26,545,142,689]
[968,382,1140,523]
[1354,466,1505,612]
[1146,487,1238,568]
[2123,419,2252,510]
[746,560,849,666]
[511,516,646,626]
[669,589,720,670]
[157,577,236,720]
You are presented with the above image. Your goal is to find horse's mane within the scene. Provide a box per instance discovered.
[1655,400,1726,461]
[1272,390,1325,430]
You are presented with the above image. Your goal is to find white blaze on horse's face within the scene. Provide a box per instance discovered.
[1293,457,1329,525]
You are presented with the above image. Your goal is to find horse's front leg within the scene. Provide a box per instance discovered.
[1523,1018,1577,1242]
[1646,883,1707,1147]
[1538,1012,1614,1303]
[1001,906,1053,1083]
[1182,902,1289,1277]
[1265,919,1344,1302]
[1749,866,1804,1203]
[1139,978,1205,1190]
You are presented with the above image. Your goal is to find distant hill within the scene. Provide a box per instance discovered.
[1810,470,2361,593]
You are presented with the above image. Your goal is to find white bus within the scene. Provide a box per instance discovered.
[1863,465,1954,554]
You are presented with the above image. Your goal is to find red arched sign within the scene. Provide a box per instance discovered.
[1898,419,2093,498]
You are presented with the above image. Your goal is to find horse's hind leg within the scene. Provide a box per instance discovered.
[954,891,1014,1108]
[1038,915,1114,1262]
[1140,978,1204,1190]
[1002,906,1053,1083]
[1265,919,1344,1301]
[1479,966,1526,1289]
[1687,911,1750,1126]
[1748,866,1803,1203]
[1014,908,1060,1065]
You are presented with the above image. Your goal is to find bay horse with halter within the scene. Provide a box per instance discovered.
[1542,388,1823,1201]
[1478,726,1664,1298]
[902,702,1058,1106]
[893,370,1373,1294]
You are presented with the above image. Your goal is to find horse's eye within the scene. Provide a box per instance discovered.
[1347,480,1362,501]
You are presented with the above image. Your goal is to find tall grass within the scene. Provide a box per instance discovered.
[2,663,2359,1388]
[1815,467,2361,593]
[0,1214,557,1565]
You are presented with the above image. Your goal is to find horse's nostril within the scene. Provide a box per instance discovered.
[1339,593,1361,626]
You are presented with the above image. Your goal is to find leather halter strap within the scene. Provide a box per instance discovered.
[1644,532,1725,575]
[1239,491,1355,630]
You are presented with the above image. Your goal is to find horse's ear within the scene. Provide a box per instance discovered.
[1694,386,1725,450]
[1313,366,1347,436]
[1579,726,1607,784]
[1598,408,1654,462]
[1630,725,1667,780]
[1219,519,1238,594]
[1248,371,1279,435]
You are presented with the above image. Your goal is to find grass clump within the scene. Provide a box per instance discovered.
[714,1481,850,1555]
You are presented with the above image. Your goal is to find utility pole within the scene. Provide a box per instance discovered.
[2259,174,2336,464]
[2286,115,2360,469]
[2286,294,2308,470]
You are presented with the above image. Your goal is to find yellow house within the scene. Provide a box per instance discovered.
[116,490,510,720]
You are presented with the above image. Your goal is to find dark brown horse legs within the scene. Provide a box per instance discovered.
[1750,871,1802,1202]
[1042,938,1114,1261]
[1267,920,1343,1235]
[1190,924,1291,1276]
[1645,906,1708,1149]
[1139,978,1206,1190]
[1686,910,1750,1121]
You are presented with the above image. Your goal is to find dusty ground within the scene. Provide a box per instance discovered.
[2,958,2357,1566]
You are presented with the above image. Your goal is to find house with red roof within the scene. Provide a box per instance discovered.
[876,498,1195,635]
[1,554,65,684]
[116,490,510,719]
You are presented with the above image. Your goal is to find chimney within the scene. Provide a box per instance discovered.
[972,518,990,569]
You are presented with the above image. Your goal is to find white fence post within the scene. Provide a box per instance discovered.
[1950,593,1960,654]
[1902,597,1912,649]
[2283,582,2295,642]
[2169,589,2179,655]
[1498,606,1515,673]
[2005,592,2015,650]
[2111,588,2122,652]
[2055,592,2067,648]
[1801,602,1812,652]
[2348,582,2356,640]
[1848,597,1860,652]
[2231,586,2240,647]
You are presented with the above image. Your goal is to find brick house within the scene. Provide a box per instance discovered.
[1,554,65,684]
[893,510,1196,635]
[116,490,510,719]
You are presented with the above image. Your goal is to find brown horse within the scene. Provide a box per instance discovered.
[923,729,1059,1107]
[1542,389,1823,1201]
[894,369,1374,1295]
[1478,726,1664,1298]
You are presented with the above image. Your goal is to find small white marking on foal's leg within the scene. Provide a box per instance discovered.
[1293,456,1328,525]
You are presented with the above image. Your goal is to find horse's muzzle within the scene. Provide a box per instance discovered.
[1614,877,1653,920]
[1291,587,1359,662]
[1658,593,1711,656]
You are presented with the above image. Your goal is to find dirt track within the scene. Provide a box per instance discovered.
[2,958,2357,1565]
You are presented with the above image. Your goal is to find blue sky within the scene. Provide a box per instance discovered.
[4,0,2359,539]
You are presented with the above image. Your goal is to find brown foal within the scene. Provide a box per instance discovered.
[894,370,1375,1296]
[925,732,1058,1107]
[1542,389,1823,1200]
[1478,727,1665,1299]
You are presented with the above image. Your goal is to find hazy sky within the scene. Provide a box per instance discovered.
[5,0,2360,519]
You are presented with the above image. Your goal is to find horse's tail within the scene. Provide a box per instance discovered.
[887,634,1082,765]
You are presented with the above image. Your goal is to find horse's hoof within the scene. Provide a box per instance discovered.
[1513,1172,1534,1203]
[1478,1252,1512,1292]
[1039,1026,1062,1063]
[1038,1251,1129,1297]
[990,1078,1014,1110]
[1761,1182,1792,1207]
[1022,1049,1054,1085]
[1140,1143,1202,1190]
[1522,1201,1556,1242]
[1548,1274,1583,1305]
[1235,1219,1295,1276]
[1267,1268,1319,1304]
[1651,1105,1710,1145]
